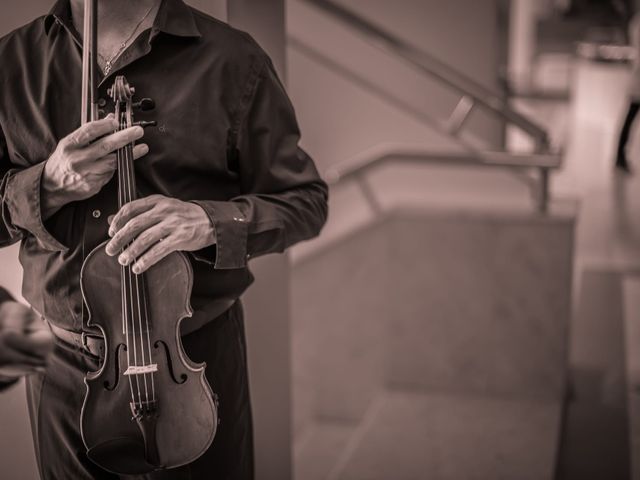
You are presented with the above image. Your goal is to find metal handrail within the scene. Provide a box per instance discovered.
[288,36,487,157]
[323,143,560,213]
[325,145,562,185]
[299,0,551,151]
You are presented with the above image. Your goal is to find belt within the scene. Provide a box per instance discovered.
[44,298,236,358]
[47,322,105,358]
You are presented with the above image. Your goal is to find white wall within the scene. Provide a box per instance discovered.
[287,0,504,174]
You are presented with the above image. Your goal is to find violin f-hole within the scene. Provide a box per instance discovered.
[104,343,125,391]
[154,340,188,384]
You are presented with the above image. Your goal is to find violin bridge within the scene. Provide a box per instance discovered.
[124,364,158,376]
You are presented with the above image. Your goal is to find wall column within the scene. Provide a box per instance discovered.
[227,3,292,480]
[508,0,537,91]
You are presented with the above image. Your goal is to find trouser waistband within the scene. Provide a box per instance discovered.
[46,321,105,358]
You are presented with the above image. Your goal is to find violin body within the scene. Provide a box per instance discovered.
[80,243,217,474]
[77,69,218,474]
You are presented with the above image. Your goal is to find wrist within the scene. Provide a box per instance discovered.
[193,203,217,248]
[41,161,71,218]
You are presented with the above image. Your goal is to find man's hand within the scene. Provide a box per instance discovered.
[41,114,149,219]
[0,302,54,380]
[105,195,217,274]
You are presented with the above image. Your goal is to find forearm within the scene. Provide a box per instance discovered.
[41,161,76,220]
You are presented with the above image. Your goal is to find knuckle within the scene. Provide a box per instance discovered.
[128,217,142,233]
[119,204,130,217]
[100,141,113,153]
[64,134,80,149]
[158,198,172,210]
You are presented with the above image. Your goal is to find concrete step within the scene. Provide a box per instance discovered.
[295,422,357,480]
[292,206,576,435]
[326,390,561,480]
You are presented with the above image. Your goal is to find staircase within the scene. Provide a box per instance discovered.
[291,207,575,479]
[287,1,575,478]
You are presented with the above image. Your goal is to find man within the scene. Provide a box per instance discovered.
[0,0,328,478]
[0,287,54,388]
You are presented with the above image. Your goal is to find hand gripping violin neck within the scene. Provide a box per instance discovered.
[78,1,217,474]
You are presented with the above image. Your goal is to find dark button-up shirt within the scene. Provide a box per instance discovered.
[0,0,328,332]
[0,287,11,307]
[0,287,18,390]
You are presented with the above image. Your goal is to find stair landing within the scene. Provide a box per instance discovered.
[296,390,562,480]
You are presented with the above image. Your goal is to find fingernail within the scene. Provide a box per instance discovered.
[134,126,144,136]
[119,255,129,265]
[132,265,141,274]
[108,228,115,237]
[141,144,149,154]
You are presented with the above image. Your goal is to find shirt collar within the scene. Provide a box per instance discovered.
[44,0,201,39]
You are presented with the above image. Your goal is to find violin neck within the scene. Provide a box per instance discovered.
[117,145,138,207]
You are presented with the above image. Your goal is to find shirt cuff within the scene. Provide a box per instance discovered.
[190,200,248,270]
[5,162,68,252]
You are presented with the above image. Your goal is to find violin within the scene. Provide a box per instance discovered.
[78,1,217,474]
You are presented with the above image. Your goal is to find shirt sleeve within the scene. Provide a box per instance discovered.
[0,377,19,392]
[0,288,19,392]
[191,57,328,269]
[0,287,13,305]
[0,124,67,252]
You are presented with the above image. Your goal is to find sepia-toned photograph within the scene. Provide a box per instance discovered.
[0,0,638,479]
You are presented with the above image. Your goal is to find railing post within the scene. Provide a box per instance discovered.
[357,176,383,216]
[538,167,549,214]
[446,95,475,136]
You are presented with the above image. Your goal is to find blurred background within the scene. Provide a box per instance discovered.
[2,0,640,479]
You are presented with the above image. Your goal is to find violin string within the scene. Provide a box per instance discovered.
[125,135,150,409]
[127,263,142,410]
[121,111,142,411]
[141,273,156,403]
[123,105,154,410]
[117,121,136,409]
[133,270,150,407]
[123,100,156,405]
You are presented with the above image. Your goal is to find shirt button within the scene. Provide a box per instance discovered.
[92,210,102,219]
[98,109,106,119]
[97,98,107,107]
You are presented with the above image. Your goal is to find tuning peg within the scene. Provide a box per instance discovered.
[133,98,155,111]
[133,121,157,128]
